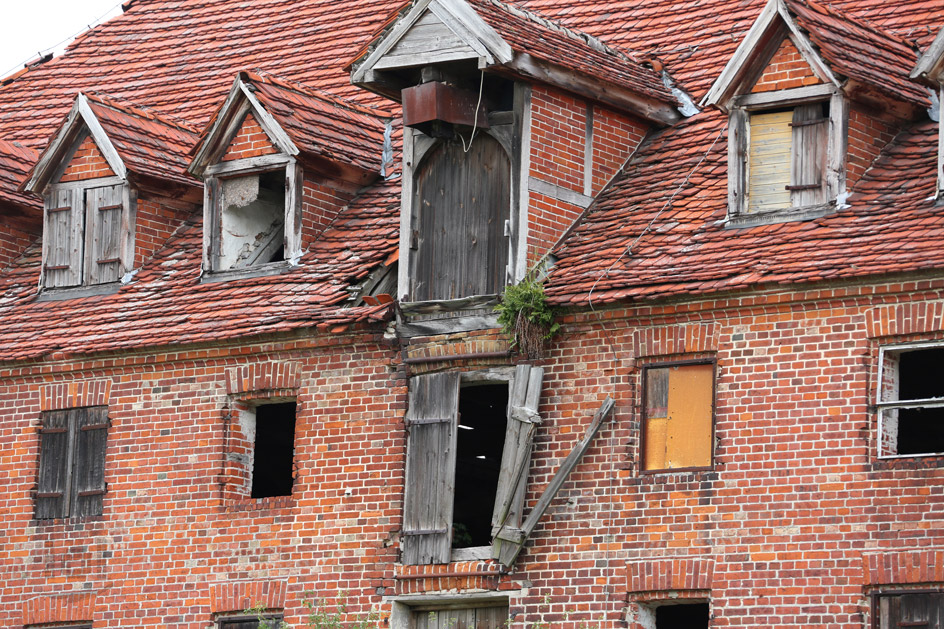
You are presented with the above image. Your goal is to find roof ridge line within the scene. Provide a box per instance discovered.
[245,70,393,119]
[84,91,199,134]
[790,0,918,53]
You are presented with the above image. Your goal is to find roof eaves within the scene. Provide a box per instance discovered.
[912,27,944,85]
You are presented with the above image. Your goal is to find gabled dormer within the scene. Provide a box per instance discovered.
[912,27,944,198]
[190,71,391,281]
[704,0,928,226]
[351,0,682,322]
[23,92,199,295]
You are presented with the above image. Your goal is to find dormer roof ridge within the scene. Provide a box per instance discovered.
[241,70,394,120]
[82,91,200,134]
[789,0,917,53]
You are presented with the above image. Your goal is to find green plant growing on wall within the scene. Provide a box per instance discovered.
[495,273,560,359]
[245,595,383,629]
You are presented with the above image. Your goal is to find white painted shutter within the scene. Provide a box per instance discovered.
[402,371,460,564]
[43,189,84,288]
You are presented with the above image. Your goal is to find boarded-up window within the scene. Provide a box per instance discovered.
[43,183,131,288]
[218,615,283,629]
[746,103,828,213]
[410,134,511,301]
[642,363,714,471]
[413,604,508,629]
[878,592,944,628]
[35,407,108,519]
[878,345,944,457]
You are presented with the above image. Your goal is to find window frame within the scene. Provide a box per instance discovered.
[216,614,284,629]
[876,341,944,459]
[41,176,134,293]
[201,155,303,281]
[727,83,847,226]
[639,358,717,475]
[871,589,944,629]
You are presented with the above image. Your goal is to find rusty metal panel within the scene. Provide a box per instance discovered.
[403,81,489,130]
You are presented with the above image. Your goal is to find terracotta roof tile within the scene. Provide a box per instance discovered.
[0,140,39,212]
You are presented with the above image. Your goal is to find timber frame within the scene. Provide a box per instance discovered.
[189,76,304,279]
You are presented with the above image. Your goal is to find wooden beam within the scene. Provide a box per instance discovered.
[239,81,299,157]
[735,83,836,110]
[77,94,127,181]
[912,27,944,85]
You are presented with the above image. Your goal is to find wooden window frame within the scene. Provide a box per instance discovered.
[871,589,944,629]
[639,358,717,475]
[727,84,847,226]
[876,341,944,460]
[201,156,303,282]
[388,594,509,629]
[41,177,135,292]
[34,406,109,521]
[216,613,284,629]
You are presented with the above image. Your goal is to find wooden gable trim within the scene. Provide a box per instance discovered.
[702,0,839,111]
[24,93,127,194]
[912,27,944,85]
[188,75,296,178]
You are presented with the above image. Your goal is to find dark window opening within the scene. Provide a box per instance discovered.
[883,346,944,456]
[655,603,710,628]
[251,401,296,499]
[219,169,286,270]
[453,383,508,548]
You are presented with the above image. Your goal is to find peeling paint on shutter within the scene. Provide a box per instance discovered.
[86,184,128,284]
[747,110,792,213]
[35,410,75,519]
[491,364,543,561]
[402,371,460,564]
[789,103,828,208]
[73,406,108,517]
[43,188,84,288]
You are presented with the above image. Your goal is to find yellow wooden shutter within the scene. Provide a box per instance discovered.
[748,110,792,213]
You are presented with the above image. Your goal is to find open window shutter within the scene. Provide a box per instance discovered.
[86,184,129,284]
[491,364,543,563]
[72,407,108,517]
[43,188,84,288]
[493,397,615,567]
[789,103,828,208]
[35,410,75,519]
[402,371,460,564]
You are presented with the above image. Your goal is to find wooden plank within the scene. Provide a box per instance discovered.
[402,372,460,564]
[35,410,74,519]
[735,83,836,109]
[826,91,848,203]
[77,94,127,180]
[728,108,749,216]
[748,109,792,213]
[204,154,291,177]
[86,184,126,284]
[665,364,714,469]
[43,188,84,288]
[284,161,303,261]
[374,10,480,70]
[790,103,827,208]
[495,397,614,565]
[72,407,108,517]
[433,0,511,63]
[239,83,299,156]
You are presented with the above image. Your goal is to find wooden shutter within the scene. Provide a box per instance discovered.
[879,593,944,628]
[43,188,84,288]
[789,103,828,207]
[86,184,129,284]
[219,618,282,629]
[491,365,543,561]
[410,134,511,301]
[747,110,792,213]
[402,372,460,564]
[72,406,108,517]
[414,606,508,629]
[35,409,75,519]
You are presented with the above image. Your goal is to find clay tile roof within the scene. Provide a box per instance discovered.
[467,0,678,106]
[786,0,930,107]
[545,109,942,307]
[241,71,392,176]
[0,139,40,212]
[84,92,200,187]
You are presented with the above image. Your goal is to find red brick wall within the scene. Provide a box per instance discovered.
[530,86,588,194]
[527,191,585,265]
[847,106,899,189]
[0,222,36,271]
[59,135,115,182]
[591,106,647,195]
[1,279,943,627]
[751,38,823,93]
[301,178,354,247]
[222,112,279,161]
[132,195,199,269]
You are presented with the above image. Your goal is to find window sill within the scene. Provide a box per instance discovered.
[37,282,121,302]
[871,455,944,472]
[201,260,297,284]
[725,201,836,228]
[451,546,492,561]
[223,494,296,513]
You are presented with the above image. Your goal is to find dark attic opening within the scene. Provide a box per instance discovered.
[896,347,944,455]
[656,602,710,629]
[220,168,286,270]
[453,382,508,548]
[251,401,297,498]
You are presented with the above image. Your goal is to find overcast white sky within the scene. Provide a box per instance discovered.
[0,0,124,80]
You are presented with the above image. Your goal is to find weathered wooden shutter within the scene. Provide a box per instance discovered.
[747,110,792,213]
[43,188,84,288]
[414,605,508,629]
[35,409,75,519]
[491,364,543,563]
[72,406,108,517]
[86,184,129,284]
[789,103,828,207]
[879,593,944,628]
[219,618,283,629]
[410,134,511,301]
[402,372,460,564]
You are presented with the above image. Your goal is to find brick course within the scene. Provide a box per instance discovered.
[222,113,279,161]
[59,135,116,182]
[751,38,823,93]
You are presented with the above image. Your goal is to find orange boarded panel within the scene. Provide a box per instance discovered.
[664,363,714,469]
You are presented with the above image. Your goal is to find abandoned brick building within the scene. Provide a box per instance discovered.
[1,0,944,626]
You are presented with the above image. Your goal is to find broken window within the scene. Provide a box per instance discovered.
[35,407,108,519]
[218,615,284,629]
[878,344,944,458]
[642,362,714,472]
[248,401,297,499]
[43,183,132,289]
[877,592,944,628]
[412,604,509,629]
[637,601,710,629]
[218,169,286,270]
